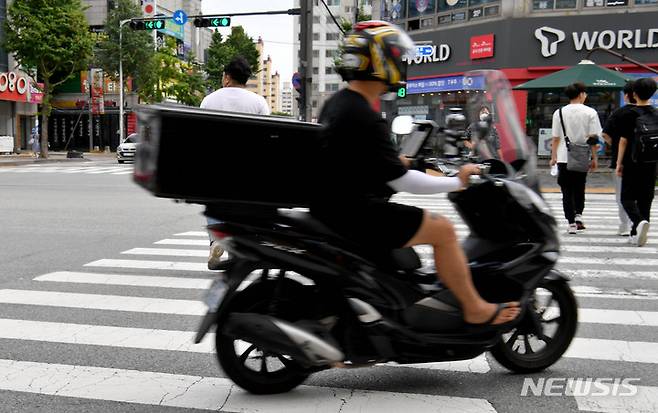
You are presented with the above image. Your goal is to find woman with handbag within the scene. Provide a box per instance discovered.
[549,82,602,234]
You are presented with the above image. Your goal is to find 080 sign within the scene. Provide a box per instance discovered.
[0,72,29,95]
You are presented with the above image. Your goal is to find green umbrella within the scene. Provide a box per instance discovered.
[514,60,632,90]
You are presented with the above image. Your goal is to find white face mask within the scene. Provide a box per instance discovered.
[480,113,489,121]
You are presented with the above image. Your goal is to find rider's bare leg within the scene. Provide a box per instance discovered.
[405,211,520,325]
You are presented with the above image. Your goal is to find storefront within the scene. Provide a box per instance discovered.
[396,10,658,153]
[0,70,41,153]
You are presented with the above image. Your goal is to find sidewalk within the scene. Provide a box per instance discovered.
[0,151,115,167]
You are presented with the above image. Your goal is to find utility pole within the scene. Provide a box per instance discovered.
[119,18,131,144]
[299,0,313,122]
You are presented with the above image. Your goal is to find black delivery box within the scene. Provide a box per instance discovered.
[133,104,323,208]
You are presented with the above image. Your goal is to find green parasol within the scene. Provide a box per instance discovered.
[514,60,632,90]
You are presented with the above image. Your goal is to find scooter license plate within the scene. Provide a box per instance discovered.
[205,279,227,312]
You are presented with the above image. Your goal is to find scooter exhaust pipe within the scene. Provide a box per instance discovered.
[223,313,344,367]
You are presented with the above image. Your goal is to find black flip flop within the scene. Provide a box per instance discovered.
[464,302,522,333]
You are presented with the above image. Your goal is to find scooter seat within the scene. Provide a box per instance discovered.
[279,210,422,271]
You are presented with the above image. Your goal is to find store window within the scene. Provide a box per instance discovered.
[409,0,436,17]
[381,0,407,21]
[532,0,577,10]
[525,90,618,156]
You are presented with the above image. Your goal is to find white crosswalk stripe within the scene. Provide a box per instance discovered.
[0,164,133,175]
[1,192,657,411]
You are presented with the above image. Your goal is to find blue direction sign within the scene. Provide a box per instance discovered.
[292,72,302,91]
[173,9,187,25]
[416,45,433,57]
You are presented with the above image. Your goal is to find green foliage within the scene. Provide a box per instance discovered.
[139,37,205,106]
[205,26,260,91]
[3,0,94,157]
[95,0,155,99]
[338,2,372,33]
[3,0,94,112]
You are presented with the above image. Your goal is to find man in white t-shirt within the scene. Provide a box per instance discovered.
[201,56,270,270]
[550,82,602,234]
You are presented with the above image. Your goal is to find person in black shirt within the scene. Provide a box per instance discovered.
[311,21,520,328]
[615,77,658,247]
[602,81,635,236]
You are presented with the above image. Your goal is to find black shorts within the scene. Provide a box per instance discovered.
[311,200,424,250]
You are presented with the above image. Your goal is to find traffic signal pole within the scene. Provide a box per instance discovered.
[299,0,313,122]
[119,18,131,144]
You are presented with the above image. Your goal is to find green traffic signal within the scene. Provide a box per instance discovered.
[193,17,231,28]
[129,19,166,30]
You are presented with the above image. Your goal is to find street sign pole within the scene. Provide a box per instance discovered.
[299,0,313,122]
[119,18,131,144]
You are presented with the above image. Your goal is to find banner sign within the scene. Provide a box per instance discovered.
[407,75,484,94]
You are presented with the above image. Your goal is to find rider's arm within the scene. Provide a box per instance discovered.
[387,170,462,194]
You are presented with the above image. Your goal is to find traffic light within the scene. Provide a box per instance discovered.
[193,17,231,28]
[129,19,166,30]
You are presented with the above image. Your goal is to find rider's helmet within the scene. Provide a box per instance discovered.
[335,20,415,91]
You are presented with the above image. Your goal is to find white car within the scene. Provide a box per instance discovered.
[117,133,138,163]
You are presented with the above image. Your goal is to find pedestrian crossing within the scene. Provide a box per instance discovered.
[0,192,657,412]
[0,164,133,175]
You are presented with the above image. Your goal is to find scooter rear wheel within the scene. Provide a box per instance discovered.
[489,279,577,373]
[216,276,311,394]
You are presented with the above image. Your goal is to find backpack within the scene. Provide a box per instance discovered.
[633,106,658,163]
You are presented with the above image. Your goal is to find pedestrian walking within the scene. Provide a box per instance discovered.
[615,77,658,247]
[200,56,270,270]
[29,128,40,158]
[550,82,602,234]
[602,81,635,236]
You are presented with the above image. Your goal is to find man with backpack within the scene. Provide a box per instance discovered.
[550,82,602,234]
[615,77,658,247]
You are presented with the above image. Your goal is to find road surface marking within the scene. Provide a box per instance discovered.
[123,248,208,258]
[0,319,213,352]
[155,238,209,246]
[566,338,658,364]
[0,289,206,315]
[575,385,658,413]
[0,360,498,412]
[85,259,209,272]
[34,271,212,289]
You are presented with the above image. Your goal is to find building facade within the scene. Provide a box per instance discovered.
[246,38,282,113]
[0,0,41,154]
[373,0,658,155]
[281,82,294,115]
[293,0,373,121]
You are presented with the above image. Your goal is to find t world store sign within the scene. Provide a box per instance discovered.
[406,11,658,78]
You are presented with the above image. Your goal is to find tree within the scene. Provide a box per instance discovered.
[204,26,259,91]
[4,0,94,158]
[95,0,155,102]
[139,37,205,106]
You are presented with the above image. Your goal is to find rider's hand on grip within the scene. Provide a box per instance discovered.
[457,164,481,188]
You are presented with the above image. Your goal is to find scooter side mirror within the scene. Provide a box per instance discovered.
[391,115,414,135]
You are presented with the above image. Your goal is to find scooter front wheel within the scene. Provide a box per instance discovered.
[489,278,578,373]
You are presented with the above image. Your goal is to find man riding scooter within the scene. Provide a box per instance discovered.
[310,20,520,329]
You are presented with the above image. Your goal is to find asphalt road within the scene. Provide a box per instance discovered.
[0,160,656,413]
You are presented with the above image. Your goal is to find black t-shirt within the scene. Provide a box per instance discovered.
[616,105,655,167]
[602,104,636,169]
[312,89,406,205]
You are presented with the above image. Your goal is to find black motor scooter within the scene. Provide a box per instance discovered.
[192,71,578,394]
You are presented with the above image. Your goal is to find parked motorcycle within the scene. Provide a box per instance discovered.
[154,71,579,395]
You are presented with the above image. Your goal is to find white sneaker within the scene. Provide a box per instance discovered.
[208,241,225,270]
[567,223,578,234]
[636,220,650,247]
[629,235,639,246]
[617,224,631,236]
